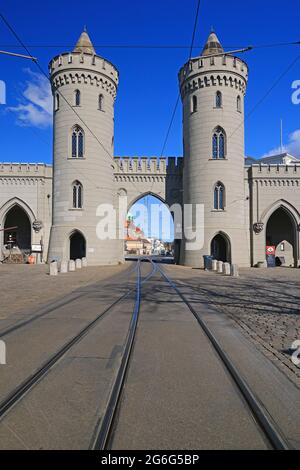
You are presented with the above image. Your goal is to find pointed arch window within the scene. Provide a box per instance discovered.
[191,95,197,113]
[71,125,84,158]
[75,89,81,106]
[216,91,222,108]
[72,180,83,209]
[237,95,241,112]
[98,94,104,111]
[214,182,225,210]
[212,126,226,159]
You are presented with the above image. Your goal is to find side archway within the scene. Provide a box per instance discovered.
[69,230,86,260]
[211,232,231,262]
[265,206,298,267]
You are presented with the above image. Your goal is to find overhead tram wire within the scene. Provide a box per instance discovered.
[0,12,124,196]
[0,12,114,168]
[159,0,202,159]
[0,40,299,50]
[228,52,300,142]
[0,13,154,220]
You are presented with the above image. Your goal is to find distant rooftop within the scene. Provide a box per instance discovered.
[245,153,300,166]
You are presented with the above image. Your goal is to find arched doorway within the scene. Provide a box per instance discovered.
[266,207,297,267]
[4,205,31,253]
[125,194,174,258]
[70,231,86,260]
[211,233,231,262]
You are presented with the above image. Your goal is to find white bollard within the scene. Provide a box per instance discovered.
[60,261,68,273]
[217,261,223,273]
[69,260,75,272]
[223,262,231,275]
[75,258,82,269]
[49,261,58,276]
[82,257,88,268]
[231,264,239,277]
[212,259,217,271]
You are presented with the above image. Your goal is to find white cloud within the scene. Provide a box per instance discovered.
[262,128,300,158]
[8,69,52,128]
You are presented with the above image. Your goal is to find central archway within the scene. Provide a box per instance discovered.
[125,194,174,257]
[266,207,297,267]
[70,231,86,260]
[211,232,231,262]
[4,205,31,253]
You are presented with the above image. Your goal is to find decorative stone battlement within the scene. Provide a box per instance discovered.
[248,163,300,177]
[0,163,52,178]
[179,54,248,98]
[49,52,118,98]
[113,157,183,175]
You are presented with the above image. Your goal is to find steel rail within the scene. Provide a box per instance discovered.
[155,262,291,450]
[0,262,138,339]
[0,262,147,421]
[91,259,143,450]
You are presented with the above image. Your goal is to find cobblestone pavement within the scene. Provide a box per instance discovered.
[0,263,129,320]
[166,266,300,386]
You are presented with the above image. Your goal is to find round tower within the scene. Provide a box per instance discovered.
[48,30,120,265]
[179,31,250,267]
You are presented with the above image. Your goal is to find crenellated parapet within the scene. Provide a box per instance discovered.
[247,163,300,186]
[49,52,118,99]
[114,157,183,182]
[179,54,248,99]
[0,163,52,178]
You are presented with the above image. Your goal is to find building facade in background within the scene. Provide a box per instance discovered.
[0,31,299,268]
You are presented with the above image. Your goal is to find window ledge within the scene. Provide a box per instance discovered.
[213,107,223,110]
[211,209,226,212]
[209,158,228,161]
[69,208,84,211]
[68,157,86,160]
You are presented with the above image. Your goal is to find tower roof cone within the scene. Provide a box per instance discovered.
[73,29,96,54]
[201,30,224,56]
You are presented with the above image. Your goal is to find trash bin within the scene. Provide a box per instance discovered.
[203,255,214,270]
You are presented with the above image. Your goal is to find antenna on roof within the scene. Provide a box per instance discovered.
[280,118,283,153]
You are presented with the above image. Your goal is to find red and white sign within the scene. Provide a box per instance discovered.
[266,246,276,256]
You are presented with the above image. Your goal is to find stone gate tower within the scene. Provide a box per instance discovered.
[48,30,120,265]
[179,31,250,267]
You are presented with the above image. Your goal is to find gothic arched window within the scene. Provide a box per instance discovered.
[214,182,225,210]
[212,126,226,159]
[72,180,83,209]
[75,89,81,106]
[216,91,222,108]
[237,95,241,112]
[71,125,84,158]
[99,94,104,111]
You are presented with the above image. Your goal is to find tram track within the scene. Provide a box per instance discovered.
[154,262,291,450]
[0,260,156,426]
[0,263,138,340]
[0,258,291,450]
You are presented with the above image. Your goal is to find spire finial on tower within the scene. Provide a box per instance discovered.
[201,29,224,56]
[73,28,95,54]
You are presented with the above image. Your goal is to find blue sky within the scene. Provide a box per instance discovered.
[0,0,300,165]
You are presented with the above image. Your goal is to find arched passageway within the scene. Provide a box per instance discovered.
[4,205,31,253]
[70,231,86,260]
[266,207,297,267]
[125,194,175,258]
[211,233,231,262]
